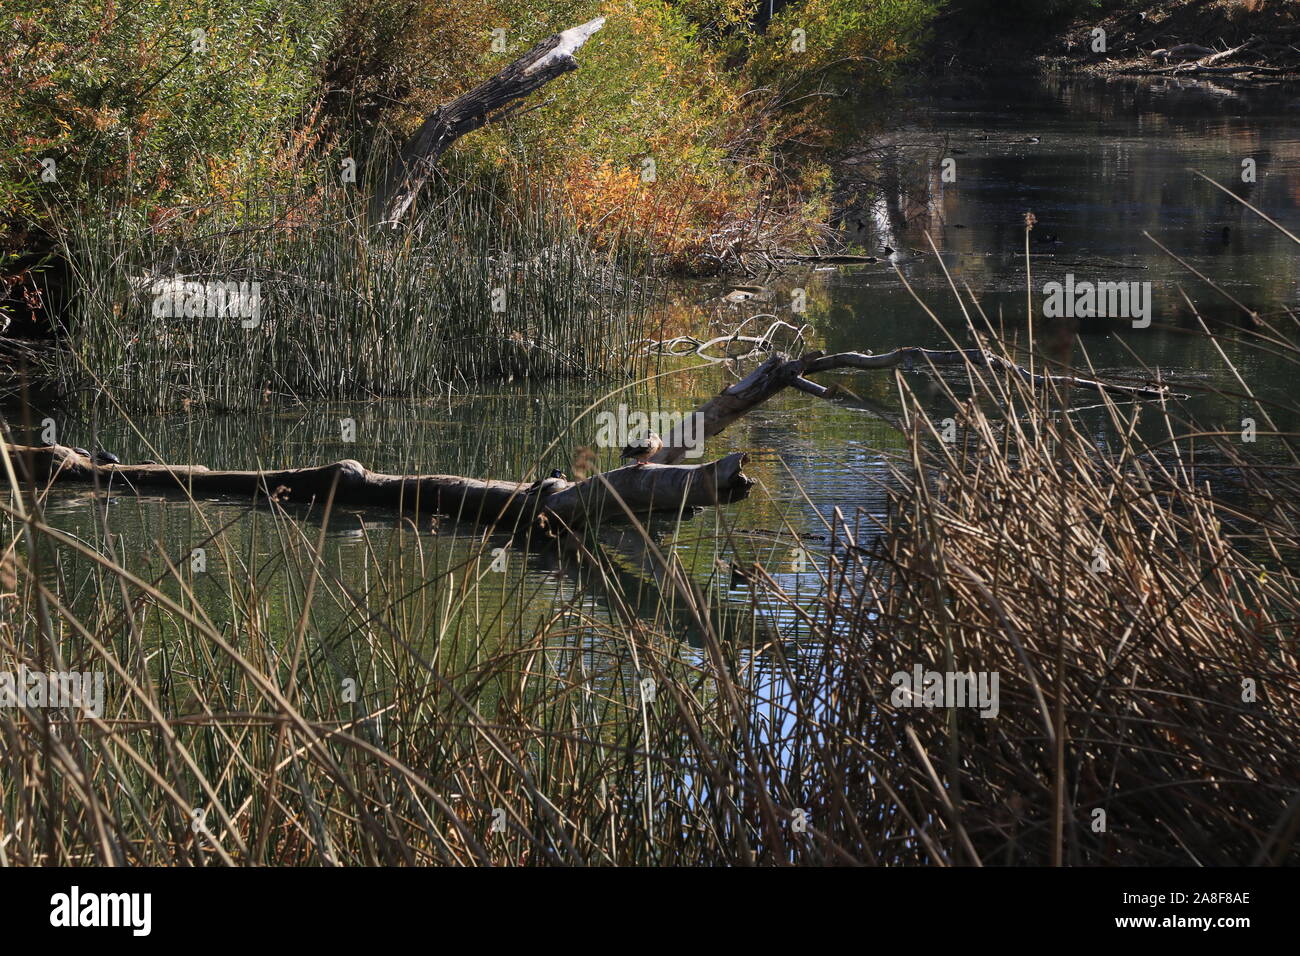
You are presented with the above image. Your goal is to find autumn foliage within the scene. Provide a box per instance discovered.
[2,0,936,269]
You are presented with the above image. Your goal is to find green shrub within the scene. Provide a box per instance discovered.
[1,0,335,246]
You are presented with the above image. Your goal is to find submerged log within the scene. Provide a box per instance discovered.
[2,444,751,534]
[369,18,605,227]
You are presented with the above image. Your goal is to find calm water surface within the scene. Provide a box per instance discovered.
[12,75,1300,644]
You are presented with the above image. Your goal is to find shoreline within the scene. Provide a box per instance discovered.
[923,0,1300,86]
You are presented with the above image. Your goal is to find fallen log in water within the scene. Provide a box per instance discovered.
[3,346,1176,530]
[1,444,752,534]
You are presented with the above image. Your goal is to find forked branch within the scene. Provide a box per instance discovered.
[648,347,1175,463]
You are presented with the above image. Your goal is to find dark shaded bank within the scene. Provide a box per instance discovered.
[924,0,1299,83]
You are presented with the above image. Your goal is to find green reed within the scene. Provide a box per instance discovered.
[47,169,656,414]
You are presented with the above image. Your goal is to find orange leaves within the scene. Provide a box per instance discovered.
[562,159,641,225]
[558,155,744,271]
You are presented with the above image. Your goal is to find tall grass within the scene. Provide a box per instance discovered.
[781,351,1300,864]
[2,253,1298,865]
[46,171,656,413]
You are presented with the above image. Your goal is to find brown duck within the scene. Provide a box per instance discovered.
[620,431,662,467]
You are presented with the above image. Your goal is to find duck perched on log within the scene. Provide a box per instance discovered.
[620,431,662,467]
[525,468,566,495]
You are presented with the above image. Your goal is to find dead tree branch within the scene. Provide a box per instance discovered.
[368,18,604,227]
[649,347,1177,464]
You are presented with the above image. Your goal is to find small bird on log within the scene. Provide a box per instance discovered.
[621,431,662,467]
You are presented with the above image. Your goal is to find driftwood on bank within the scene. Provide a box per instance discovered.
[369,18,605,227]
[4,444,751,535]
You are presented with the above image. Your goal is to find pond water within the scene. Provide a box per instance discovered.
[9,73,1300,647]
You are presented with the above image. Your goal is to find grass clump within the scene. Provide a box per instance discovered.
[776,345,1300,863]
[46,174,655,413]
